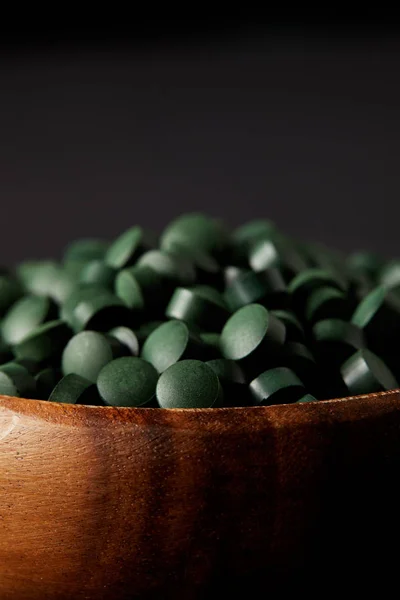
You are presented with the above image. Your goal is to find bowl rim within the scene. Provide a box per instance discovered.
[1,388,399,415]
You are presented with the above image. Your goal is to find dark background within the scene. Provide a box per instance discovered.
[1,22,400,265]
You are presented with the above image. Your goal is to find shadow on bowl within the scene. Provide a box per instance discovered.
[1,391,400,599]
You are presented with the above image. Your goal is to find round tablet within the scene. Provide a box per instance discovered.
[71,292,133,332]
[16,261,59,297]
[1,295,57,345]
[97,357,158,407]
[312,318,365,366]
[13,320,71,363]
[232,219,276,248]
[156,360,222,409]
[199,332,221,358]
[62,331,115,382]
[379,260,400,290]
[224,266,247,287]
[220,304,285,378]
[341,349,398,396]
[296,394,317,403]
[351,285,400,353]
[0,275,23,315]
[135,320,164,343]
[305,286,349,324]
[108,326,139,356]
[49,374,100,405]
[160,213,226,255]
[248,237,307,279]
[206,358,249,406]
[105,226,153,269]
[249,367,305,406]
[114,266,165,314]
[168,243,222,288]
[225,268,288,311]
[142,320,206,373]
[0,362,36,398]
[35,368,61,400]
[80,260,116,288]
[288,268,347,310]
[271,310,305,343]
[166,287,229,332]
[136,249,196,286]
[64,238,109,262]
[61,284,108,326]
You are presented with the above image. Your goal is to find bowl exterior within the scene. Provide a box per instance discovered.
[1,392,400,599]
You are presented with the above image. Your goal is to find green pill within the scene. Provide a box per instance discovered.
[379,261,400,291]
[220,303,286,379]
[108,326,139,356]
[60,285,107,326]
[341,349,398,396]
[71,291,133,332]
[35,368,61,400]
[271,310,305,343]
[160,213,227,255]
[49,373,100,405]
[346,251,384,279]
[64,238,109,263]
[156,359,222,409]
[206,358,249,406]
[225,268,288,311]
[199,332,221,358]
[115,265,166,315]
[305,286,350,324]
[135,320,164,344]
[232,219,276,248]
[166,287,230,332]
[0,275,23,315]
[312,318,365,367]
[80,260,116,288]
[13,320,71,363]
[296,393,317,403]
[62,331,117,383]
[351,286,400,353]
[224,266,247,287]
[142,320,206,373]
[97,357,158,407]
[167,243,222,289]
[0,362,36,398]
[105,226,153,269]
[136,249,196,286]
[288,268,347,310]
[248,236,308,279]
[249,367,305,406]
[1,295,57,345]
[16,261,74,303]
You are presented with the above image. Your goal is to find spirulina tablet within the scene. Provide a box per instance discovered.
[142,320,206,373]
[225,268,287,311]
[71,291,132,332]
[206,358,249,406]
[271,310,305,343]
[0,362,36,398]
[305,286,349,324]
[249,367,305,406]
[312,318,365,366]
[220,303,285,378]
[0,276,23,315]
[296,393,317,403]
[35,368,61,400]
[108,326,139,356]
[341,349,398,396]
[97,357,158,407]
[49,373,100,404]
[166,287,229,332]
[80,260,116,288]
[62,331,116,383]
[1,295,57,345]
[156,359,222,408]
[13,320,71,363]
[105,226,153,269]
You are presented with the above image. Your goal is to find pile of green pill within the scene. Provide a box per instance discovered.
[0,213,399,408]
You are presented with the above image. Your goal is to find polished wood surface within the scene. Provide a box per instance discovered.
[1,392,400,599]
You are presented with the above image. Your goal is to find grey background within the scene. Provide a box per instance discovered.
[1,31,399,266]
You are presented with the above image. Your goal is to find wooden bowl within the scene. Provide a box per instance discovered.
[1,392,400,599]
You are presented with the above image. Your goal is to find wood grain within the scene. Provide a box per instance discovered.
[1,392,400,599]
